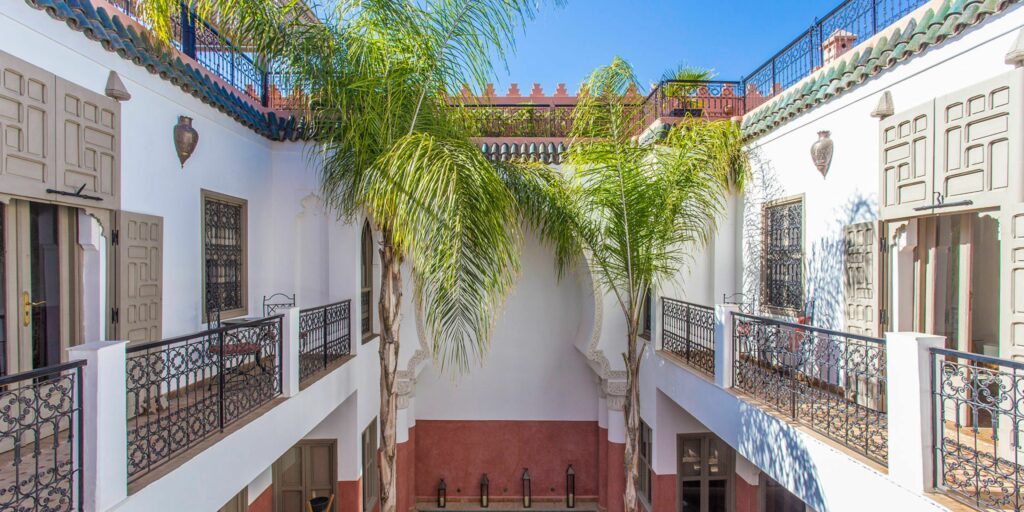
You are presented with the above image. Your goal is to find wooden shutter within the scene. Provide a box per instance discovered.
[306,442,337,503]
[934,71,1019,214]
[844,221,879,336]
[0,50,120,209]
[116,211,162,343]
[1002,206,1024,363]
[0,52,54,197]
[55,78,119,208]
[879,100,934,220]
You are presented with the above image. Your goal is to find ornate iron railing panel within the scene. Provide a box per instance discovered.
[932,348,1024,511]
[0,361,84,511]
[640,80,746,126]
[661,298,715,376]
[732,313,888,464]
[125,316,282,481]
[298,300,352,383]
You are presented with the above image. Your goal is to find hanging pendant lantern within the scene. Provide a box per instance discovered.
[173,116,199,167]
[810,130,833,178]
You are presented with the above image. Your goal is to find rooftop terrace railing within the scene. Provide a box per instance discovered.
[931,347,1024,511]
[298,300,352,384]
[0,361,85,511]
[107,0,273,107]
[732,313,888,465]
[125,315,282,481]
[740,0,927,105]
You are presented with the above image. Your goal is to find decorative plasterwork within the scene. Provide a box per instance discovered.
[395,289,431,411]
[578,253,628,411]
[742,0,1022,140]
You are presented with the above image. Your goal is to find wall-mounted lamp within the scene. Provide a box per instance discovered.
[437,479,447,508]
[522,468,532,508]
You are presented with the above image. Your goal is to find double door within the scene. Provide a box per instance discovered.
[273,439,337,512]
[0,199,79,377]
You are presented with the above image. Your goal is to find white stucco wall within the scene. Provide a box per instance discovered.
[414,234,599,421]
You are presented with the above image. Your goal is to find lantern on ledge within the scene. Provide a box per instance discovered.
[522,468,532,508]
[480,473,490,508]
[566,464,576,508]
[437,479,447,508]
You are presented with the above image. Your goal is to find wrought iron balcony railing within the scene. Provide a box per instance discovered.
[298,300,352,384]
[125,316,283,481]
[661,298,716,376]
[0,361,85,511]
[932,347,1024,511]
[732,313,888,465]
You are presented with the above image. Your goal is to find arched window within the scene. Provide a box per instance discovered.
[361,221,373,339]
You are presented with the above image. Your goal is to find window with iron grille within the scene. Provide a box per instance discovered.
[639,287,652,340]
[639,420,653,504]
[203,191,247,321]
[361,221,374,340]
[762,197,804,314]
[362,418,379,511]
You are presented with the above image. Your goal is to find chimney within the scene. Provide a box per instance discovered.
[822,29,858,65]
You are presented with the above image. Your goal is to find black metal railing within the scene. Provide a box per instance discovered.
[733,313,888,464]
[461,104,575,138]
[107,0,273,107]
[125,316,283,481]
[741,0,926,106]
[0,361,84,511]
[661,298,716,376]
[931,348,1024,511]
[298,300,352,383]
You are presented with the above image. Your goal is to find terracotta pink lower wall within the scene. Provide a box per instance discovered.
[736,475,757,512]
[397,427,417,512]
[598,428,609,509]
[414,420,599,503]
[338,479,362,512]
[605,440,625,512]
[248,486,272,512]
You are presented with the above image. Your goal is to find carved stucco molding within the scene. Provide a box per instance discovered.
[580,253,628,409]
[396,290,431,411]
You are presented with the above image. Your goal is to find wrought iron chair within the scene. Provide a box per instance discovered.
[263,293,296,317]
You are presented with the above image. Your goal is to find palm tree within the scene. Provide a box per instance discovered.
[139,1,569,511]
[561,57,747,512]
[658,65,714,117]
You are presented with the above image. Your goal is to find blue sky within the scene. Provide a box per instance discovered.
[490,0,827,94]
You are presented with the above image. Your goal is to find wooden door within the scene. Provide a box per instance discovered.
[273,440,337,512]
[843,221,880,336]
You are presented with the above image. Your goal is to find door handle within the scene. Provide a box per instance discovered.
[22,292,46,327]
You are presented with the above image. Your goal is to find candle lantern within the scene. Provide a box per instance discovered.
[437,479,447,508]
[522,468,532,508]
[480,473,490,508]
[566,464,576,508]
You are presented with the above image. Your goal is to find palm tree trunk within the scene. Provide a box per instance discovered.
[378,228,402,512]
[622,322,641,512]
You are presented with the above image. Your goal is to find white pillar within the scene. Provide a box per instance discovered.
[281,307,301,397]
[77,212,106,343]
[885,332,943,493]
[68,340,128,512]
[714,304,740,388]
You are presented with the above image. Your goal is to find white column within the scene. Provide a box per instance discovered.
[68,340,128,512]
[714,304,740,388]
[281,307,301,397]
[77,212,106,343]
[885,332,943,493]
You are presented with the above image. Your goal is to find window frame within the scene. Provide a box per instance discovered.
[639,287,653,341]
[362,418,379,511]
[201,190,248,322]
[639,420,653,507]
[360,221,376,342]
[676,432,735,512]
[761,195,806,317]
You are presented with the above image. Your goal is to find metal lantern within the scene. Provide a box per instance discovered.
[480,474,490,508]
[173,115,199,167]
[566,464,576,508]
[522,468,532,508]
[437,479,447,508]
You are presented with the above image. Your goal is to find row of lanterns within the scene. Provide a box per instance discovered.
[437,465,576,508]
